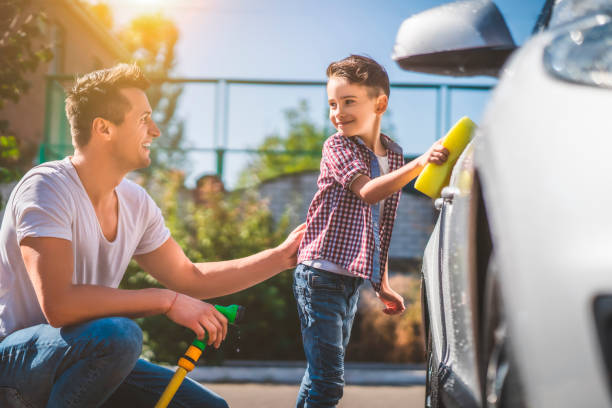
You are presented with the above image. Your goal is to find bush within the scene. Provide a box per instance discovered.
[347,273,425,363]
[120,169,304,364]
[121,169,426,365]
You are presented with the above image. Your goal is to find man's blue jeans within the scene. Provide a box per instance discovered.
[293,264,363,408]
[0,317,228,408]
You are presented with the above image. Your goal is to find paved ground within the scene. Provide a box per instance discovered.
[202,383,425,408]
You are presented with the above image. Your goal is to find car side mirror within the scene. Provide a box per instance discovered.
[392,0,516,77]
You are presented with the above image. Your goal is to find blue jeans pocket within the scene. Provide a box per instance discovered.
[307,269,345,292]
[293,284,310,328]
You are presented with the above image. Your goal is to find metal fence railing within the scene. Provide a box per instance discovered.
[41,75,493,186]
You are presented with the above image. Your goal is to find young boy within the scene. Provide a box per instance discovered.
[294,55,449,407]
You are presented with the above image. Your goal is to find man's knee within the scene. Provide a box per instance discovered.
[75,317,142,362]
[97,317,142,358]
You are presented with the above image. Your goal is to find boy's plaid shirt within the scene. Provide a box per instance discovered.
[297,132,404,289]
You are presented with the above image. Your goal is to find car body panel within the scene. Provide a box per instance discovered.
[412,0,612,405]
[423,140,481,407]
[476,25,612,406]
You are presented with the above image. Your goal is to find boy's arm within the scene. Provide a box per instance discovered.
[377,261,406,315]
[350,141,449,204]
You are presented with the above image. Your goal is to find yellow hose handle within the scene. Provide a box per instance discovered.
[154,305,245,408]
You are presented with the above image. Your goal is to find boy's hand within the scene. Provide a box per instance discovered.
[277,223,306,269]
[376,286,406,315]
[418,141,449,167]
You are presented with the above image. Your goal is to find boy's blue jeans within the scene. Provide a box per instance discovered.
[0,317,227,408]
[293,264,363,408]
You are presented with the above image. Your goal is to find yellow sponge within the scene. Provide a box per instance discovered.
[414,116,476,198]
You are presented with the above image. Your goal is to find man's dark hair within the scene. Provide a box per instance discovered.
[65,63,150,147]
[326,54,390,98]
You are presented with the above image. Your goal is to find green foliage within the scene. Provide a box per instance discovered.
[0,0,52,186]
[0,127,21,208]
[0,133,20,182]
[237,99,399,188]
[238,100,326,187]
[0,0,53,110]
[0,134,19,162]
[120,170,302,364]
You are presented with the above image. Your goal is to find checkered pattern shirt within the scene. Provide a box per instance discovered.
[297,132,404,290]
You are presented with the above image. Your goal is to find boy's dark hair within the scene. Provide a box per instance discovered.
[65,63,150,147]
[326,55,390,98]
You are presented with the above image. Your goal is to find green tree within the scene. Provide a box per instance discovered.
[120,170,299,364]
[0,0,53,111]
[0,0,53,202]
[238,99,398,187]
[238,100,326,187]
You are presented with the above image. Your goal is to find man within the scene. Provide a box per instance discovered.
[0,64,305,408]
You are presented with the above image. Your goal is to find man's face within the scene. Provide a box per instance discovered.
[109,88,160,171]
[326,76,385,138]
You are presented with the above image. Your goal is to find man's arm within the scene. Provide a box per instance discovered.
[350,141,449,204]
[21,236,240,347]
[133,223,306,300]
[20,236,174,326]
[21,223,304,346]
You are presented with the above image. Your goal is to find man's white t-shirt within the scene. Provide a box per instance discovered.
[0,158,170,339]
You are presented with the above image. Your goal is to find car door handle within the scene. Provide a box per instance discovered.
[435,187,459,211]
[441,186,459,201]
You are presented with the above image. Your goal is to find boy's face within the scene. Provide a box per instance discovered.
[327,76,387,138]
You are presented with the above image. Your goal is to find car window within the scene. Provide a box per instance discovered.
[549,0,612,28]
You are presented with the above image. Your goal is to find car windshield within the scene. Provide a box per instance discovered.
[549,0,612,28]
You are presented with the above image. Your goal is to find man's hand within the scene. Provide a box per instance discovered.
[165,293,228,348]
[418,141,449,167]
[377,286,406,315]
[276,223,306,270]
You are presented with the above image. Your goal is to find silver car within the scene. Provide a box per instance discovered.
[393,0,612,407]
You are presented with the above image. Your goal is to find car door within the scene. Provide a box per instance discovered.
[434,139,482,406]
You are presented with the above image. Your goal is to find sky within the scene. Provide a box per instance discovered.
[99,0,546,187]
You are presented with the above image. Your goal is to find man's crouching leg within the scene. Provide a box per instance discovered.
[102,358,229,408]
[49,317,143,407]
[0,317,142,408]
